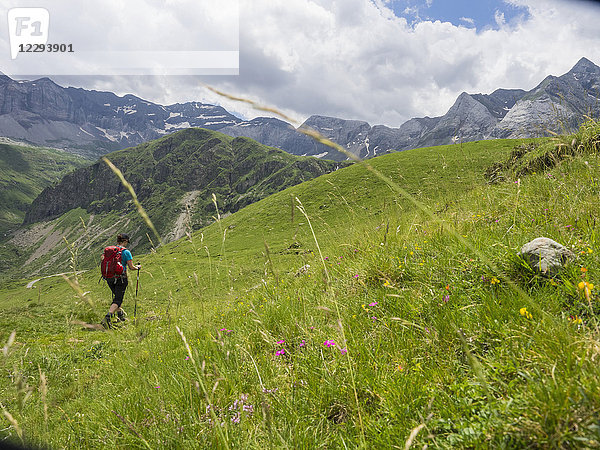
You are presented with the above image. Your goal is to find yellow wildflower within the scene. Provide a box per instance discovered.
[519,307,533,319]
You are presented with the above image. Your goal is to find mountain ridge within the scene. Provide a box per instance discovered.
[0,57,598,160]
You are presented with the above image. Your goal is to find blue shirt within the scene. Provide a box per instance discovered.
[121,248,132,272]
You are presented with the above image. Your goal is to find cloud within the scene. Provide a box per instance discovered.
[494,10,506,26]
[198,0,600,127]
[459,17,475,26]
[24,0,600,129]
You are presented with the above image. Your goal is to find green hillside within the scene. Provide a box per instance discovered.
[0,143,90,234]
[2,128,347,280]
[1,121,599,448]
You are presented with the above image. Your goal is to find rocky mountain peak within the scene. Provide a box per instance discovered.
[569,57,600,75]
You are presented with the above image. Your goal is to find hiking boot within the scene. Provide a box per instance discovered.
[102,314,113,329]
[117,310,127,322]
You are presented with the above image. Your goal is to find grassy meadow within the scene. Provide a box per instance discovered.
[0,143,89,235]
[1,122,600,448]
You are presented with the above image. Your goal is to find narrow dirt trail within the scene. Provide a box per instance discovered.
[26,270,87,288]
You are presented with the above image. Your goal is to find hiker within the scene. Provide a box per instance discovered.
[101,233,141,328]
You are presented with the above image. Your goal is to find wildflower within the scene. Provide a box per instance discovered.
[443,295,450,303]
[353,274,359,279]
[243,404,254,413]
[275,348,285,356]
[369,302,378,306]
[185,356,190,360]
[578,281,594,291]
[231,413,240,424]
[263,387,278,394]
[581,267,588,273]
[519,307,533,319]
[154,386,161,389]
[276,339,285,345]
[569,315,583,325]
[323,340,336,347]
[340,348,348,355]
[299,340,306,347]
[383,280,390,287]
[371,316,377,322]
[490,277,500,285]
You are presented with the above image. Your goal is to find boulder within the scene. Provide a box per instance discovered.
[519,237,574,276]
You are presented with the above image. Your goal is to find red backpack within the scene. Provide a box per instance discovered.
[101,246,124,279]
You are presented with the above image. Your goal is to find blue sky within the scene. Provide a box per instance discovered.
[389,0,531,29]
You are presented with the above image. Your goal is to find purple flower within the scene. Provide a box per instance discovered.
[371,316,377,322]
[275,348,285,356]
[263,387,278,394]
[353,274,359,278]
[276,339,285,345]
[443,295,450,303]
[243,404,254,413]
[185,356,190,360]
[369,302,378,306]
[299,340,306,347]
[154,386,160,389]
[323,340,336,347]
[340,348,348,355]
[231,413,240,424]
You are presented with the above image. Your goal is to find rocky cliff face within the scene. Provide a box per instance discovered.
[0,75,241,157]
[491,58,600,138]
[0,58,599,160]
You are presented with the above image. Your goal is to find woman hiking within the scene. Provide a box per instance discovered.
[101,233,141,328]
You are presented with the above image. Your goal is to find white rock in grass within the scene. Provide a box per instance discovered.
[519,237,574,276]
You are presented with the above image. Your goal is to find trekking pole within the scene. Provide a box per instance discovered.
[134,267,140,323]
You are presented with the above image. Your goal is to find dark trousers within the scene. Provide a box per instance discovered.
[107,276,128,307]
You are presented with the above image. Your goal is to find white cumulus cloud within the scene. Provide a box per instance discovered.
[42,0,600,128]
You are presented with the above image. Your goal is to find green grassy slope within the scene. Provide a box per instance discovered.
[1,123,599,448]
[0,143,90,234]
[2,128,347,280]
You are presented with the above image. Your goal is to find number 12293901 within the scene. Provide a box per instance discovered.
[19,44,74,53]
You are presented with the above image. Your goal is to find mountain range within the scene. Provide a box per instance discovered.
[1,57,599,161]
